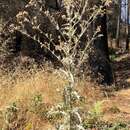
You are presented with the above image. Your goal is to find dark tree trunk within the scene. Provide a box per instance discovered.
[126,0,130,51]
[94,7,109,60]
[89,2,113,85]
[116,0,121,48]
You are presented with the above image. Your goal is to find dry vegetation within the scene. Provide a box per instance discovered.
[0,0,130,130]
[0,66,130,129]
[0,66,102,129]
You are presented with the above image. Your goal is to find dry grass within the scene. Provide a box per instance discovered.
[0,67,69,129]
[0,68,67,107]
[0,66,130,129]
[0,66,104,129]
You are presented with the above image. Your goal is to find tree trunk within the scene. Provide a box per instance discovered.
[116,0,121,48]
[126,0,130,51]
[94,7,109,60]
[89,1,113,85]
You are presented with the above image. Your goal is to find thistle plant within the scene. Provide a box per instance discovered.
[45,0,112,129]
[47,70,85,130]
[0,0,112,129]
[7,0,105,71]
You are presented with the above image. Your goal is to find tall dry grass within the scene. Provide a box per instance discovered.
[0,66,103,129]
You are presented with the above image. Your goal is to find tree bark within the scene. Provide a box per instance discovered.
[126,0,130,50]
[116,0,121,48]
[89,1,113,85]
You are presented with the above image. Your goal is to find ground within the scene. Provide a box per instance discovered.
[0,53,130,129]
[102,53,130,123]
